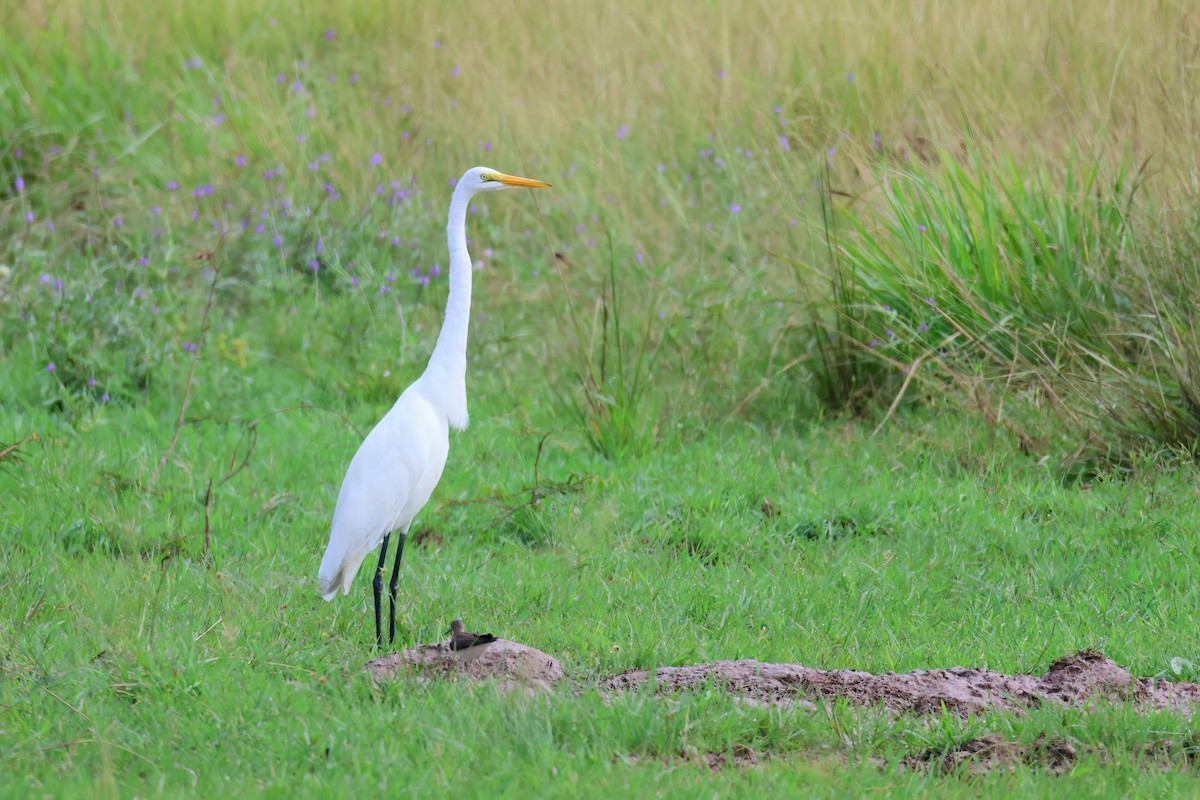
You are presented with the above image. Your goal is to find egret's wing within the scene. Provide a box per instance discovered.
[317,392,437,599]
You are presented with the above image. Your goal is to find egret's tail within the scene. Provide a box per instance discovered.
[318,542,365,601]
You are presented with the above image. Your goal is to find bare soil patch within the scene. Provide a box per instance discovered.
[366,643,1200,776]
[619,744,764,772]
[903,733,1078,775]
[368,644,1200,719]
[602,649,1200,717]
[366,638,563,695]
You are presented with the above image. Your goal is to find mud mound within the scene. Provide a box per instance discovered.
[603,650,1200,717]
[366,639,563,695]
[620,744,763,772]
[903,733,1078,775]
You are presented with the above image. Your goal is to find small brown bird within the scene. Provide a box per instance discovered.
[447,619,498,663]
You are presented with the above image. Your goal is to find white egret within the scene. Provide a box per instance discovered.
[318,166,550,648]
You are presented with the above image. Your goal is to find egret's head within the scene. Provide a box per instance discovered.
[458,166,551,195]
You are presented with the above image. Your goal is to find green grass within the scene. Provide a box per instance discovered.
[4,0,1200,795]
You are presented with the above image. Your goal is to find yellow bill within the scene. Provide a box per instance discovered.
[494,173,552,189]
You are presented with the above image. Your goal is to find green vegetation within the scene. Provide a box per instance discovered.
[3,1,1200,795]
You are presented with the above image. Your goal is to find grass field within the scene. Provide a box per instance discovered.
[4,1,1200,795]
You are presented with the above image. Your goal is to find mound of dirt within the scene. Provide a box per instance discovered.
[620,744,763,772]
[903,733,1078,775]
[602,649,1200,717]
[365,639,563,695]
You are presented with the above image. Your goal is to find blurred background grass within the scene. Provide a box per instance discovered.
[2,0,1199,468]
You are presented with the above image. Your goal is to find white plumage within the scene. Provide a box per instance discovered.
[316,166,550,647]
[318,387,448,600]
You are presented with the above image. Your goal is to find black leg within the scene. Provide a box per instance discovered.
[388,532,408,644]
[372,533,391,650]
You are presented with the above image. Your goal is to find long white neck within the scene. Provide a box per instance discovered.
[422,186,473,430]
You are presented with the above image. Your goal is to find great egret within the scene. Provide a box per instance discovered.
[318,166,550,648]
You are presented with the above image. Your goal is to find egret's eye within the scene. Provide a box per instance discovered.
[480,173,496,183]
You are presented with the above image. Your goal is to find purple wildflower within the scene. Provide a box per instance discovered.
[46,362,56,373]
[292,81,304,93]
[729,202,741,214]
[616,124,629,140]
[370,152,383,167]
[324,29,335,41]
[869,339,879,348]
[235,155,247,167]
[14,175,24,193]
[167,180,178,191]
